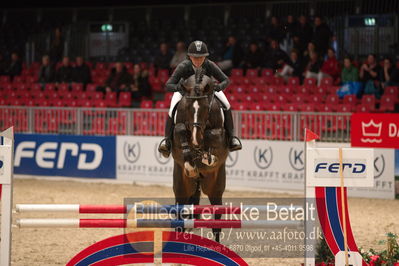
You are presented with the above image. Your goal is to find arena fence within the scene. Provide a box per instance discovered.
[0,106,351,142]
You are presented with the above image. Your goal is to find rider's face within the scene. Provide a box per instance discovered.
[190,56,205,68]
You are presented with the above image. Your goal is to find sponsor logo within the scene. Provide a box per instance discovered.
[226,151,238,168]
[194,41,202,51]
[361,119,382,143]
[315,163,366,174]
[289,147,304,171]
[154,143,170,165]
[254,146,273,169]
[314,159,368,178]
[124,142,140,163]
[374,154,385,179]
[0,156,4,175]
[14,141,103,170]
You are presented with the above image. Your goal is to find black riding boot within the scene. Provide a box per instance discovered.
[158,116,174,158]
[224,109,242,151]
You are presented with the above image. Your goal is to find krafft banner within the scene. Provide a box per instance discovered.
[351,113,399,149]
[14,134,116,178]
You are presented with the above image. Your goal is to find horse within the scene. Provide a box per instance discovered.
[171,69,229,242]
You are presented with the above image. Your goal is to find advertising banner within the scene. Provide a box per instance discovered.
[351,113,399,149]
[14,134,116,178]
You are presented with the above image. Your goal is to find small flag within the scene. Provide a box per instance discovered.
[305,129,320,142]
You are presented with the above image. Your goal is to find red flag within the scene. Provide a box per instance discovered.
[305,129,319,142]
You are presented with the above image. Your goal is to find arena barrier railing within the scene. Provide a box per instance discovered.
[0,106,351,142]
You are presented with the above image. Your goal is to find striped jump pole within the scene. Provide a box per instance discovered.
[16,218,303,229]
[15,204,303,214]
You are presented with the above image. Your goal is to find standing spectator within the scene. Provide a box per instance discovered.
[72,56,92,85]
[217,36,244,72]
[0,54,8,76]
[6,52,22,80]
[320,48,340,83]
[312,16,333,57]
[265,39,289,71]
[38,55,55,84]
[380,57,399,88]
[104,62,132,93]
[154,43,173,73]
[170,42,186,69]
[56,56,73,83]
[130,64,152,100]
[268,16,285,43]
[49,28,64,63]
[282,15,297,52]
[242,42,264,70]
[304,51,324,84]
[293,15,313,55]
[341,56,359,83]
[277,49,303,81]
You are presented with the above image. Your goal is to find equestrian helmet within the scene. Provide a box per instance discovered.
[187,40,209,57]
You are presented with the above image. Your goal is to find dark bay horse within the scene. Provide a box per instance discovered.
[171,70,229,242]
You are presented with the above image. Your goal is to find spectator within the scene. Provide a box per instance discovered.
[6,52,22,80]
[304,51,324,84]
[312,16,333,57]
[360,54,381,83]
[320,48,340,83]
[341,56,359,83]
[242,42,264,70]
[268,16,285,43]
[38,55,55,84]
[129,64,152,100]
[277,49,303,81]
[170,42,186,69]
[104,62,132,93]
[265,39,289,71]
[56,56,73,83]
[217,36,244,72]
[284,15,297,38]
[0,53,6,75]
[49,28,64,63]
[154,43,173,73]
[72,56,92,85]
[293,15,313,54]
[303,42,317,65]
[380,57,399,88]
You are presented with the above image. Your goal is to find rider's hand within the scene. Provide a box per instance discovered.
[213,83,222,92]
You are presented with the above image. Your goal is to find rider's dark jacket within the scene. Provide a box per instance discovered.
[165,59,230,92]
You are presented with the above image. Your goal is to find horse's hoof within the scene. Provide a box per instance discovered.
[184,162,199,178]
[202,154,218,167]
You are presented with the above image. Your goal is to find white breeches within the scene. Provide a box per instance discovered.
[168,91,230,117]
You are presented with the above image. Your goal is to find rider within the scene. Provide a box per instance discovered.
[158,40,242,158]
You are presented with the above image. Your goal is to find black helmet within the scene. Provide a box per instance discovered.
[187,40,209,57]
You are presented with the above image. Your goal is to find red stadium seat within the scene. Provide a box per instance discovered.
[105,92,117,107]
[343,95,357,105]
[261,68,274,78]
[246,69,258,78]
[384,86,398,96]
[378,95,396,112]
[287,77,300,86]
[320,77,333,86]
[304,78,317,87]
[231,68,244,77]
[118,92,132,107]
[326,95,339,105]
[140,100,153,109]
[155,101,168,109]
[361,95,376,111]
[336,104,353,113]
[356,104,372,113]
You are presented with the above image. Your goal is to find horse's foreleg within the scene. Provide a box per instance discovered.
[208,195,223,243]
[175,123,198,178]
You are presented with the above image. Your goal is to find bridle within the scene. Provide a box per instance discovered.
[184,92,215,131]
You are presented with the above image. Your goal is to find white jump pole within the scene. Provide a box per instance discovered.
[0,127,14,266]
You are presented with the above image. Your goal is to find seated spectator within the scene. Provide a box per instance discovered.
[277,49,303,81]
[217,36,244,72]
[304,51,324,85]
[360,54,381,96]
[154,43,173,74]
[129,64,152,100]
[72,56,92,85]
[380,57,399,88]
[0,53,7,76]
[242,42,264,70]
[170,42,186,69]
[265,39,289,71]
[341,56,359,83]
[320,48,340,83]
[303,42,316,65]
[6,52,22,80]
[312,16,333,57]
[104,62,132,93]
[56,56,73,83]
[38,55,55,84]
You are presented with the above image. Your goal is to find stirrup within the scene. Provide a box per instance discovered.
[229,136,242,151]
[158,138,171,158]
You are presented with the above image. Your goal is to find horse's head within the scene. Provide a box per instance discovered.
[182,69,214,149]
